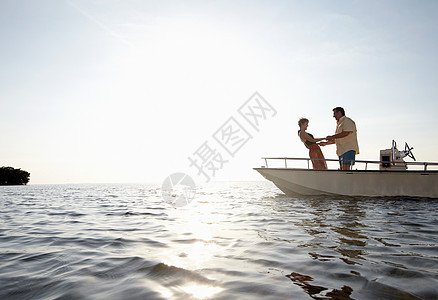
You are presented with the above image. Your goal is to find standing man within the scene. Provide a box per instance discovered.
[324,107,359,170]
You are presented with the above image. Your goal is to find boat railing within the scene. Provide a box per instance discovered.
[261,157,438,171]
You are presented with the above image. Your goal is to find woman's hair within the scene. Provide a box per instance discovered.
[298,118,309,127]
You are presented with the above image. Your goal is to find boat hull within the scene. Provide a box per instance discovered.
[254,168,438,198]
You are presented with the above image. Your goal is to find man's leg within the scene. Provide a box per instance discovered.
[339,151,355,170]
[341,164,351,170]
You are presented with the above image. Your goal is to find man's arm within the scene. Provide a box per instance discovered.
[326,131,352,141]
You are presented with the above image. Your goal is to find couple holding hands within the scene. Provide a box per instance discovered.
[298,107,359,170]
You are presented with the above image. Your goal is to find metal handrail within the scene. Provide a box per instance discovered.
[261,157,438,171]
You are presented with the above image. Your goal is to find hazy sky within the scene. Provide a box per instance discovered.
[1,0,438,184]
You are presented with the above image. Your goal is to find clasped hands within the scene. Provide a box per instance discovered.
[317,135,335,147]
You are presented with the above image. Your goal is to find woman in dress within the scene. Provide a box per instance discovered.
[298,118,327,170]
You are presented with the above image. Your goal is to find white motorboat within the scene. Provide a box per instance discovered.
[254,141,438,198]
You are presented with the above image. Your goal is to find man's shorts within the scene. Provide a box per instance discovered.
[339,150,356,166]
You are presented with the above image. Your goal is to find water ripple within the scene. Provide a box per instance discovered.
[0,183,437,299]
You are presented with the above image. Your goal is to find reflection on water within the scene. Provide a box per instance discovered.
[286,272,353,300]
[268,195,438,299]
[0,183,437,299]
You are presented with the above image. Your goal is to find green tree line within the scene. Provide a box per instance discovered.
[0,167,30,185]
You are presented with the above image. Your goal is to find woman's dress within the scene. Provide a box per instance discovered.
[300,132,327,170]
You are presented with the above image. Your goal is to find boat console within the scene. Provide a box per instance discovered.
[379,140,415,170]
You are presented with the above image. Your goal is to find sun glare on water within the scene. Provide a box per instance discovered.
[181,284,223,299]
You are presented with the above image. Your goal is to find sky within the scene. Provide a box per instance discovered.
[1,0,438,184]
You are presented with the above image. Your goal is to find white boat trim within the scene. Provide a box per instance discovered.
[254,157,438,198]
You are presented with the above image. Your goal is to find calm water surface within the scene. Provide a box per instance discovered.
[1,182,437,299]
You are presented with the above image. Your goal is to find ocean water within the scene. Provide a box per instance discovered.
[1,182,437,300]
